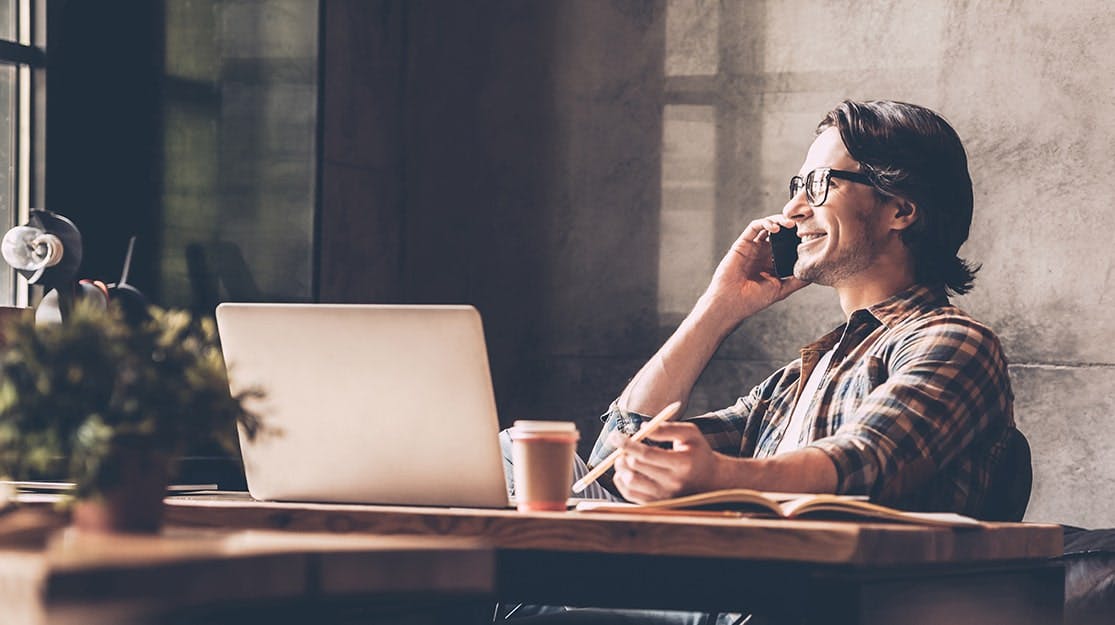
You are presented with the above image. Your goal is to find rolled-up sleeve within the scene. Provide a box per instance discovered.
[808,316,1012,499]
[586,391,759,470]
[586,401,651,468]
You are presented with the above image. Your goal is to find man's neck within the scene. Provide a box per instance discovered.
[834,273,917,318]
[831,239,919,317]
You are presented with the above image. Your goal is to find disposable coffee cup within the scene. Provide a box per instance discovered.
[509,420,579,512]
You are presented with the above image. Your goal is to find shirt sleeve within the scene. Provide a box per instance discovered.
[585,388,762,470]
[807,316,1012,500]
[586,400,649,469]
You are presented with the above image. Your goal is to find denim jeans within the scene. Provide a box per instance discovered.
[495,604,742,624]
[496,430,749,625]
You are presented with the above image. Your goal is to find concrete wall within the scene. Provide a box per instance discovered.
[324,0,1115,528]
[650,0,1115,528]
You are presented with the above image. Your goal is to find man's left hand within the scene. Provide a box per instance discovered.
[609,422,728,503]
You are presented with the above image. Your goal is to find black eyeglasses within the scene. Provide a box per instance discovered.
[789,168,873,207]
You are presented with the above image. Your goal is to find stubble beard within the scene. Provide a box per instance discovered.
[795,249,876,286]
[794,224,881,287]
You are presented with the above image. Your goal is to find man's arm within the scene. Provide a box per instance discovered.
[806,316,1012,502]
[609,422,836,502]
[609,315,1010,505]
[617,216,807,417]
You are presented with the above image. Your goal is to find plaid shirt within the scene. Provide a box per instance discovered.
[588,284,1015,517]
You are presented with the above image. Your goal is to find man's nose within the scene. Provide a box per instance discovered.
[782,190,811,223]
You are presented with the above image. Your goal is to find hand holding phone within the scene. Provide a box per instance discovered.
[769,226,801,279]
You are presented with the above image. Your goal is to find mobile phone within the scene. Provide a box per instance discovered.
[769,226,801,279]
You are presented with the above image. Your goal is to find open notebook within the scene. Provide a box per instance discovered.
[575,489,982,527]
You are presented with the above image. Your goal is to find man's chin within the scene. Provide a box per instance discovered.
[795,262,832,286]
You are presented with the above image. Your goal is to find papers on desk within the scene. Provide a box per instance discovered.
[2,481,219,495]
[0,481,220,548]
[0,486,67,548]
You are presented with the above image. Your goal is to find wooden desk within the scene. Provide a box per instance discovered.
[0,523,493,625]
[165,493,1065,624]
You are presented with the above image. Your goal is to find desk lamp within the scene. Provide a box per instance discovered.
[1,209,147,323]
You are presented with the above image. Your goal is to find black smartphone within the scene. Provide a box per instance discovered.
[769,226,801,279]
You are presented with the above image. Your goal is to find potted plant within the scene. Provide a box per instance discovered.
[0,300,262,532]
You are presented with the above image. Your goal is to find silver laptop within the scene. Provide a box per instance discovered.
[215,303,510,508]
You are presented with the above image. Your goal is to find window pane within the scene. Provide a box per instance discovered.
[0,0,13,42]
[666,0,719,77]
[658,104,716,320]
[160,0,318,309]
[0,64,13,303]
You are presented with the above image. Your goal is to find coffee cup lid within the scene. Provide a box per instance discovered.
[511,420,578,433]
[510,421,579,441]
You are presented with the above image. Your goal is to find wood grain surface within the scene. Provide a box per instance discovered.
[163,493,1063,566]
[0,527,493,625]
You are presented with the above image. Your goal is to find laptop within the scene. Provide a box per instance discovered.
[215,303,510,508]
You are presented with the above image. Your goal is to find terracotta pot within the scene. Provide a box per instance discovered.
[71,446,170,534]
[0,306,33,348]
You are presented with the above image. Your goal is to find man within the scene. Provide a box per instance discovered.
[592,99,1012,516]
[502,100,1014,623]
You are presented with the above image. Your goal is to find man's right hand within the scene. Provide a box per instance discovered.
[607,216,810,418]
[698,215,809,328]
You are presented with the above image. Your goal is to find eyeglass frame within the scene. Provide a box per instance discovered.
[789,167,874,207]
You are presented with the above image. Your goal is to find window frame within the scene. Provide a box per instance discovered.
[0,0,45,307]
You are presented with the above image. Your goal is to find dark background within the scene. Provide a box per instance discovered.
[43,0,1115,526]
[45,1,674,447]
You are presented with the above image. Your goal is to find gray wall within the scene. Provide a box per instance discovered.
[323,0,1115,528]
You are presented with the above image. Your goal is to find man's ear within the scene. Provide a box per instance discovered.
[890,199,918,232]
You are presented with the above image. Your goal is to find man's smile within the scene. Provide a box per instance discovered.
[798,232,826,246]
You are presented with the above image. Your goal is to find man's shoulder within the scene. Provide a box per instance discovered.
[888,301,1007,360]
[897,300,998,337]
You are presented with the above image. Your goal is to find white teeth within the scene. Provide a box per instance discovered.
[800,234,825,242]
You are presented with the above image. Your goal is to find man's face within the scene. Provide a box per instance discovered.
[782,127,892,287]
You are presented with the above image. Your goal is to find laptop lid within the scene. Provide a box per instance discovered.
[215,303,509,508]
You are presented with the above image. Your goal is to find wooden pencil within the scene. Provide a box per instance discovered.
[571,401,681,494]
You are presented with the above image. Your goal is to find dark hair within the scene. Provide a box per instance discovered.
[818,100,979,295]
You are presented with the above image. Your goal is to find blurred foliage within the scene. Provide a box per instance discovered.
[0,301,263,497]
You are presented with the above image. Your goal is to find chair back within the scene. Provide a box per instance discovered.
[983,426,1032,522]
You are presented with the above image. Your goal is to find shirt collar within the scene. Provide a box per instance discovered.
[801,283,948,355]
[862,283,949,328]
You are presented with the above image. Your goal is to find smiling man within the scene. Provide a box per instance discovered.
[501,100,1018,624]
[591,99,1015,518]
